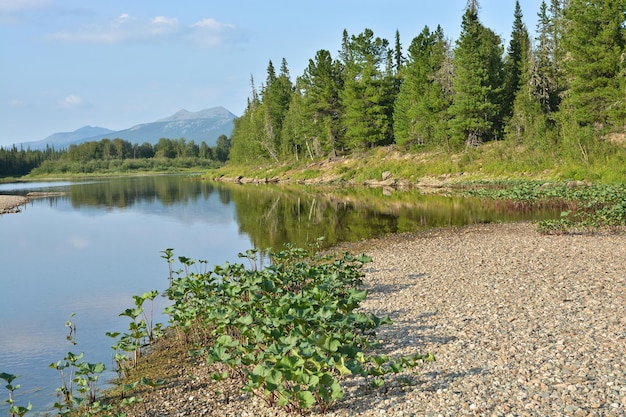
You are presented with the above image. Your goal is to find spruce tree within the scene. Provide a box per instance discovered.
[394,26,451,148]
[448,1,505,147]
[561,0,626,130]
[261,59,294,158]
[300,49,345,154]
[340,29,396,149]
[506,23,550,145]
[533,1,555,113]
[503,1,531,122]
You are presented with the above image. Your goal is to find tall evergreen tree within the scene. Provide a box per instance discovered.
[506,29,550,145]
[533,0,568,115]
[503,1,531,122]
[394,29,405,76]
[261,59,294,158]
[533,1,555,113]
[448,1,505,147]
[295,49,345,155]
[561,0,626,130]
[394,26,451,148]
[340,28,396,149]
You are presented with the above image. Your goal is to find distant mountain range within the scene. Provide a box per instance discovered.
[18,106,236,151]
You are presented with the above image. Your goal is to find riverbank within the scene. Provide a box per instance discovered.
[0,195,28,214]
[114,222,625,416]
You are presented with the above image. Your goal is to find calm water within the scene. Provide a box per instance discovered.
[0,175,560,414]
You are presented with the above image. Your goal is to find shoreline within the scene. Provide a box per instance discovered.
[0,195,29,214]
[116,222,626,416]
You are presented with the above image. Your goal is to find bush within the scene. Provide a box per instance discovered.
[162,245,434,414]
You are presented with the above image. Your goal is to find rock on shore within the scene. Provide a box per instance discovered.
[0,195,28,214]
[115,223,626,417]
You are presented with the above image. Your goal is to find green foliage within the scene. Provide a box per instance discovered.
[107,290,163,378]
[394,25,452,149]
[48,314,108,416]
[561,0,626,130]
[229,82,274,163]
[463,180,626,233]
[1,373,32,417]
[163,245,433,413]
[262,59,295,155]
[503,1,531,124]
[340,29,396,150]
[448,4,505,147]
[282,49,345,158]
[226,1,624,173]
[2,137,227,178]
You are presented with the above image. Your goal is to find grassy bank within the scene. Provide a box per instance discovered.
[206,142,626,234]
[206,141,626,185]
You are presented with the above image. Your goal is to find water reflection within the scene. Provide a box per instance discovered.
[224,184,560,249]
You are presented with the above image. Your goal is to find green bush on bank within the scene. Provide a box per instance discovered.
[154,245,434,414]
[462,181,626,233]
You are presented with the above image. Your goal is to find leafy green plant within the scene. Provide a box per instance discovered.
[107,290,163,378]
[163,244,434,414]
[49,314,107,416]
[462,181,626,234]
[0,373,32,417]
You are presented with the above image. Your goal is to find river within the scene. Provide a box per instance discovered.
[0,175,559,414]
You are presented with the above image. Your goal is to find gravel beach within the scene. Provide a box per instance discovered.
[338,223,626,417]
[113,222,626,416]
[0,195,28,214]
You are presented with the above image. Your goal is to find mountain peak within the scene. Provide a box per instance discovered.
[16,106,236,150]
[157,106,234,123]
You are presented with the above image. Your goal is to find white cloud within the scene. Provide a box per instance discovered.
[190,17,238,47]
[192,18,235,31]
[59,95,86,109]
[46,13,237,47]
[47,13,180,43]
[152,16,178,26]
[0,0,52,24]
[0,0,51,13]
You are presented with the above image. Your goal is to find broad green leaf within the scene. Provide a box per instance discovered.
[296,390,316,408]
[235,315,254,326]
[335,357,352,376]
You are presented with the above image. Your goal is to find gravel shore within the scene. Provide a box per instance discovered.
[0,195,28,214]
[118,222,626,417]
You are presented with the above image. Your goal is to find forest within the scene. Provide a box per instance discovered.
[0,135,231,177]
[2,0,624,180]
[229,0,626,167]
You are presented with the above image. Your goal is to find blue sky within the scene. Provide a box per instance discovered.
[0,0,544,147]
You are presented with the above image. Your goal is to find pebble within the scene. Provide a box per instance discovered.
[119,223,626,416]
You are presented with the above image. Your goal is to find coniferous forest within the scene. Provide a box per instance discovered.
[229,0,626,168]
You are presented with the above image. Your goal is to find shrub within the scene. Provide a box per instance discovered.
[162,244,434,414]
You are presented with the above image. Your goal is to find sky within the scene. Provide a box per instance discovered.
[0,0,545,147]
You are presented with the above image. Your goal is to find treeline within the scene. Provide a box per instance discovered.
[230,0,626,163]
[0,145,60,177]
[0,136,231,177]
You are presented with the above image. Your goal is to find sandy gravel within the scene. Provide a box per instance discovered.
[0,195,28,214]
[114,223,626,417]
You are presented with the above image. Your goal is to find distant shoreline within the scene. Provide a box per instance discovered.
[0,195,29,214]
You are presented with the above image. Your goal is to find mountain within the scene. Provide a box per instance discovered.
[19,107,236,151]
[22,126,116,151]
